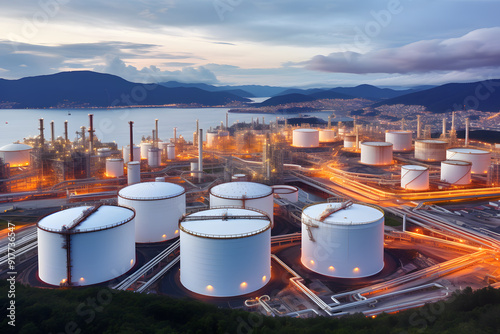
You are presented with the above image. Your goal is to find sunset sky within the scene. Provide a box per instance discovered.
[1,0,499,87]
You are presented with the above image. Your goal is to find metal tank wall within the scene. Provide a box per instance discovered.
[414,140,447,161]
[319,129,336,143]
[385,131,413,151]
[140,142,152,160]
[292,129,319,148]
[0,144,33,167]
[401,165,429,190]
[106,158,124,177]
[123,145,140,163]
[127,161,140,185]
[360,142,393,165]
[344,134,356,148]
[167,143,176,160]
[272,185,299,202]
[446,148,491,174]
[440,160,472,185]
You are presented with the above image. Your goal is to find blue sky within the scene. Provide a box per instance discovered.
[0,0,499,87]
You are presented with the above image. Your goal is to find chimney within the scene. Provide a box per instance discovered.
[50,121,55,144]
[39,118,45,148]
[465,117,470,146]
[416,115,421,139]
[198,129,203,182]
[129,121,134,162]
[88,114,94,154]
[442,117,446,138]
[64,121,68,142]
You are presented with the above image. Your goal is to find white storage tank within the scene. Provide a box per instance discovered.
[344,134,357,148]
[414,140,447,161]
[319,129,336,143]
[97,148,112,157]
[140,142,152,160]
[401,165,429,190]
[0,143,32,167]
[148,148,161,167]
[155,177,165,182]
[206,131,218,148]
[190,162,199,177]
[106,158,124,177]
[231,174,248,182]
[441,160,472,185]
[166,143,176,160]
[180,208,271,297]
[37,205,136,286]
[118,182,186,243]
[210,181,274,224]
[301,202,384,278]
[360,142,393,165]
[446,148,491,174]
[272,185,299,202]
[385,130,412,151]
[127,161,140,185]
[292,129,319,148]
[123,145,140,163]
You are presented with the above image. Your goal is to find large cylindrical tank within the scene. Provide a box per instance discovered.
[272,185,299,202]
[301,202,384,278]
[97,148,112,157]
[140,142,152,160]
[147,148,161,167]
[123,145,140,163]
[206,131,218,148]
[106,158,124,177]
[231,174,248,182]
[180,208,271,297]
[401,165,429,190]
[118,182,186,243]
[37,205,135,286]
[360,142,393,165]
[210,181,274,224]
[0,143,32,167]
[440,160,472,185]
[292,129,319,148]
[344,134,357,148]
[190,162,198,177]
[446,148,491,174]
[167,143,176,160]
[385,130,413,151]
[127,161,140,185]
[414,140,447,161]
[319,129,336,143]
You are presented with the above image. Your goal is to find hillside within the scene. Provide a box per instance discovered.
[258,93,317,106]
[0,71,250,109]
[372,79,500,112]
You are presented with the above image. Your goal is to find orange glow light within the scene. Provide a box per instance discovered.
[310,260,315,265]
[79,277,85,282]
[353,267,360,273]
[329,266,335,271]
[206,285,213,291]
[240,282,248,289]
[60,279,67,284]
[162,234,167,238]
[262,276,267,282]
[130,259,134,266]
[175,230,179,234]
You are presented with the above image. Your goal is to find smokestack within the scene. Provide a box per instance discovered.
[220,121,224,130]
[64,121,68,143]
[442,117,446,138]
[465,117,470,146]
[50,121,55,144]
[173,127,177,144]
[198,129,203,182]
[401,118,405,131]
[194,119,199,146]
[284,118,288,128]
[88,114,94,154]
[129,121,134,162]
[226,112,228,130]
[328,115,331,128]
[39,119,45,148]
[417,115,421,139]
[355,125,359,150]
[262,116,265,125]
[451,111,456,132]
[152,130,156,148]
[155,119,159,143]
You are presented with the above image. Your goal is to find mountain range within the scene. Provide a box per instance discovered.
[0,71,250,109]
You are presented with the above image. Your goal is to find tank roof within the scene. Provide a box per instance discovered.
[210,181,272,199]
[293,128,318,133]
[442,160,472,166]
[415,139,447,144]
[402,165,428,170]
[37,205,134,233]
[447,147,490,154]
[361,141,392,147]
[180,208,270,238]
[118,181,185,200]
[303,203,384,225]
[0,143,32,151]
[386,130,412,134]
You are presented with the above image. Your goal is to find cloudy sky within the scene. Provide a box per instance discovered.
[0,0,499,87]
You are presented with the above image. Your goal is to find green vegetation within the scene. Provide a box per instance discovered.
[1,280,500,334]
[385,213,402,227]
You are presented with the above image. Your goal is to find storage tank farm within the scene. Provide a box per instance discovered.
[209,181,274,224]
[301,202,385,278]
[385,130,413,151]
[118,182,186,243]
[414,140,447,161]
[0,143,33,167]
[179,208,271,297]
[360,142,393,165]
[37,205,136,286]
[401,165,429,190]
[292,129,320,148]
[343,134,357,148]
[446,148,491,174]
[441,160,472,185]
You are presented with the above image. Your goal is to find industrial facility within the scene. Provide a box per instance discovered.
[1,109,500,319]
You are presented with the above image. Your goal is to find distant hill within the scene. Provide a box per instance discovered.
[275,88,327,96]
[372,79,500,112]
[0,71,250,109]
[158,81,255,98]
[258,93,317,107]
[308,90,355,100]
